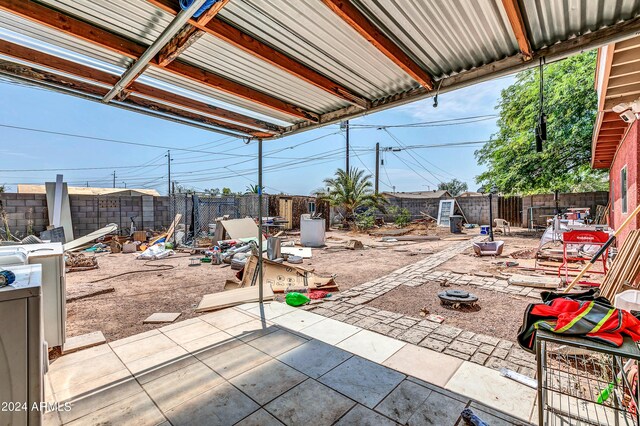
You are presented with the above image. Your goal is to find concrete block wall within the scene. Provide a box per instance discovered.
[455,196,497,225]
[0,193,174,239]
[521,191,609,227]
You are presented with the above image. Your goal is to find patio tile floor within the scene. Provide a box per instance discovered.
[45,302,534,425]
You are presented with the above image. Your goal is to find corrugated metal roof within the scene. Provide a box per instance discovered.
[219,0,418,99]
[522,0,640,50]
[141,66,299,124]
[180,33,348,114]
[38,0,174,46]
[351,0,518,78]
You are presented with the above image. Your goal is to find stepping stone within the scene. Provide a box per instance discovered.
[143,312,181,324]
[62,331,106,354]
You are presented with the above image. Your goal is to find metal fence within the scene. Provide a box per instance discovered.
[170,193,269,236]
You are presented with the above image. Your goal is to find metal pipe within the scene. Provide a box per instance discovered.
[488,192,494,242]
[258,138,264,303]
[102,0,207,103]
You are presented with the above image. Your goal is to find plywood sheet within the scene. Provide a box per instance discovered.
[195,284,274,312]
[63,224,118,251]
[221,218,263,240]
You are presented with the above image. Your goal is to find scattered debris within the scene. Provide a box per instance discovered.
[65,252,98,272]
[510,248,537,259]
[419,307,430,316]
[66,283,114,302]
[460,408,489,426]
[64,223,118,252]
[499,367,537,389]
[195,282,274,312]
[508,274,561,288]
[346,239,364,250]
[438,289,479,309]
[143,312,181,324]
[281,246,312,258]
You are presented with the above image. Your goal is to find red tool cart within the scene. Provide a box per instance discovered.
[559,229,610,286]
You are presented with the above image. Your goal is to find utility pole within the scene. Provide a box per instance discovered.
[122,181,127,188]
[375,142,380,194]
[172,181,175,195]
[166,150,172,196]
[341,120,350,171]
[112,171,116,188]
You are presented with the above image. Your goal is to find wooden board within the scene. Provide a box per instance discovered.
[508,274,561,288]
[195,284,274,312]
[63,223,118,251]
[165,213,182,240]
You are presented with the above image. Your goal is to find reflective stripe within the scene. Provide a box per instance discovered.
[556,302,594,333]
[591,308,615,334]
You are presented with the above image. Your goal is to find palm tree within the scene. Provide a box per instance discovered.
[317,168,386,222]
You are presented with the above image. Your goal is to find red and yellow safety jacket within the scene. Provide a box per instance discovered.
[518,292,640,352]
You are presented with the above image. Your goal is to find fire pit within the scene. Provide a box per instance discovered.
[438,289,479,309]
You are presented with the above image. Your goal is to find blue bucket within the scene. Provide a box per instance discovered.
[480,225,490,235]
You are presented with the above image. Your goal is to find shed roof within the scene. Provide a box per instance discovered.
[383,190,451,199]
[17,184,160,197]
[0,1,639,139]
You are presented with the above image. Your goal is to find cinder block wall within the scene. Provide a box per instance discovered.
[0,194,173,239]
[521,191,609,227]
[455,196,497,225]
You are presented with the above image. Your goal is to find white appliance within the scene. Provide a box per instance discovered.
[0,264,44,425]
[0,243,66,348]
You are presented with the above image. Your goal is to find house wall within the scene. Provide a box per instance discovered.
[609,121,640,246]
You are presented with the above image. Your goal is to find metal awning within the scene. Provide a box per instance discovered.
[592,35,640,169]
[0,0,639,140]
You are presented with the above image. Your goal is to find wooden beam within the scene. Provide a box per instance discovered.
[614,36,640,53]
[157,26,203,67]
[501,0,533,60]
[147,0,370,108]
[195,0,230,26]
[0,59,271,137]
[609,62,640,79]
[320,0,434,90]
[0,0,318,122]
[0,38,283,134]
[599,129,626,137]
[608,73,640,89]
[600,120,627,130]
[611,47,640,67]
[156,0,229,67]
[604,94,640,110]
[605,82,640,98]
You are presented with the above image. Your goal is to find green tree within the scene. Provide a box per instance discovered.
[317,168,387,223]
[222,187,232,195]
[475,50,608,195]
[245,184,263,194]
[438,179,468,196]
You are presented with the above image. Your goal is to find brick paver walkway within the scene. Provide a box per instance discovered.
[304,237,537,377]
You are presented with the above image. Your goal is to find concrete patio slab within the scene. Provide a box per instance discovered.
[337,329,406,363]
[143,312,181,324]
[161,319,220,345]
[230,359,307,405]
[248,329,308,357]
[225,318,279,342]
[142,360,225,411]
[271,309,326,331]
[265,379,355,426]
[277,339,352,379]
[445,361,536,421]
[334,404,397,426]
[375,380,432,424]
[200,308,255,330]
[383,343,463,387]
[200,342,272,379]
[319,356,405,408]
[235,408,283,426]
[298,317,361,345]
[164,381,259,426]
[244,302,298,319]
[64,391,165,426]
[45,305,533,425]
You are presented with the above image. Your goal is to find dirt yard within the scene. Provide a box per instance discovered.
[65,229,452,341]
[367,283,531,340]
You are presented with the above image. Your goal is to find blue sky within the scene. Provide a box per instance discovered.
[0,74,515,196]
